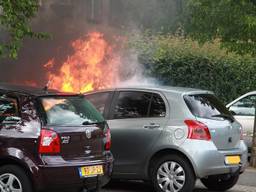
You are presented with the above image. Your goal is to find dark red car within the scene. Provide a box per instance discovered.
[0,84,113,192]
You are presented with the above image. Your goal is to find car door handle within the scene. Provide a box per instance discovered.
[143,123,160,129]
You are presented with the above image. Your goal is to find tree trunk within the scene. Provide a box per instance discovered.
[250,103,256,168]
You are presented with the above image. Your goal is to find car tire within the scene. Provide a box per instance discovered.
[150,154,195,192]
[201,174,239,191]
[0,165,32,192]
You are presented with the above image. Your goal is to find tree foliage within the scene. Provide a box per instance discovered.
[185,0,256,56]
[0,0,47,59]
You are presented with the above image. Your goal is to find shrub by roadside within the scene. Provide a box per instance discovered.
[130,34,256,103]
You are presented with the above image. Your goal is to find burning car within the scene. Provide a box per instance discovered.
[0,83,113,192]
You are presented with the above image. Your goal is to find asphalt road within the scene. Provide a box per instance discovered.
[102,168,256,192]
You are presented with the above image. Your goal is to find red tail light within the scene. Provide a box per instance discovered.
[105,128,111,151]
[185,120,211,141]
[39,129,60,154]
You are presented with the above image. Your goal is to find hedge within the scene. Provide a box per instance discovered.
[131,34,256,103]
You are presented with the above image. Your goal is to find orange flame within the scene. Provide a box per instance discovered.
[44,59,55,69]
[45,32,120,93]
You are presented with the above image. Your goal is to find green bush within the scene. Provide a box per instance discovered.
[131,34,256,103]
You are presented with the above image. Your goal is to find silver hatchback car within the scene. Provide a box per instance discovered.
[85,86,247,192]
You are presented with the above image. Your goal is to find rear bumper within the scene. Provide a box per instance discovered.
[34,153,114,191]
[180,140,248,178]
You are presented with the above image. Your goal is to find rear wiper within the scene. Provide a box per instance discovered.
[211,114,234,122]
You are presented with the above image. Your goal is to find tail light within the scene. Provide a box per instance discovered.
[105,127,111,151]
[185,120,211,141]
[39,129,60,154]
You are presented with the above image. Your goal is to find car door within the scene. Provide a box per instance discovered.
[229,95,255,133]
[107,90,169,176]
[228,95,256,149]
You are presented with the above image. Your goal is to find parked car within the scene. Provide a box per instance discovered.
[0,83,113,192]
[226,91,256,155]
[85,86,247,192]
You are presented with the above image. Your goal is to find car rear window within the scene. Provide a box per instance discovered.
[184,94,231,120]
[40,96,104,126]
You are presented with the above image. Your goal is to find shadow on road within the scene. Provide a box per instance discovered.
[103,180,210,192]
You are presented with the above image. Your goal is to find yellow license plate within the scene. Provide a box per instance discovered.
[225,156,241,165]
[79,165,103,178]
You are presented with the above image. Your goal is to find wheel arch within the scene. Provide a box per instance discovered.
[146,148,197,179]
[0,156,35,191]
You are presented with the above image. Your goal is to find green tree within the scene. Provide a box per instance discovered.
[0,0,46,59]
[185,0,256,56]
[185,0,256,167]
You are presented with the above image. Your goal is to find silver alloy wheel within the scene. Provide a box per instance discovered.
[0,173,22,192]
[157,161,186,192]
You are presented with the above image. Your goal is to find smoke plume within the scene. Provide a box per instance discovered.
[0,0,181,90]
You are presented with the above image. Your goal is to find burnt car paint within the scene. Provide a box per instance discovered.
[0,84,113,192]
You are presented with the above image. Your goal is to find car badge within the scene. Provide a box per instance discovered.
[61,136,70,144]
[85,129,92,139]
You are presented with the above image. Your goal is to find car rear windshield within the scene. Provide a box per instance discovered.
[40,96,104,126]
[184,94,232,120]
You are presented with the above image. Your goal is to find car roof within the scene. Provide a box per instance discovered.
[227,90,256,107]
[243,91,256,96]
[0,83,76,97]
[86,85,212,95]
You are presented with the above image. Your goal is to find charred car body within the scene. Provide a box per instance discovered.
[0,84,113,192]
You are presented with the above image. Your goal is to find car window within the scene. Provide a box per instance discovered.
[0,96,19,123]
[113,91,152,119]
[230,95,256,116]
[40,96,104,126]
[85,92,110,116]
[149,93,166,117]
[184,94,232,120]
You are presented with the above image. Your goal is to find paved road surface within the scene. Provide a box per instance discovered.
[102,168,256,192]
